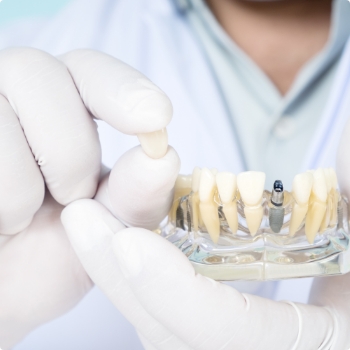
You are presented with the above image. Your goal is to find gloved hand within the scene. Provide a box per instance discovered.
[0,48,176,349]
[62,145,350,349]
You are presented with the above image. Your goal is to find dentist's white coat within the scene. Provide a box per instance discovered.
[1,0,350,348]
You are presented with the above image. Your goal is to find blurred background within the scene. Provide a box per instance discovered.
[0,0,70,27]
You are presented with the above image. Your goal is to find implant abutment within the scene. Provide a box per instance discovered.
[269,180,285,233]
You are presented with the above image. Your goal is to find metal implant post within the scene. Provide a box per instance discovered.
[269,180,285,233]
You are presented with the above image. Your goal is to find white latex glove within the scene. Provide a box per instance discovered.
[0,48,174,349]
[62,158,350,349]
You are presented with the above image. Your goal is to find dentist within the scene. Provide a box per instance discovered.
[1,0,350,349]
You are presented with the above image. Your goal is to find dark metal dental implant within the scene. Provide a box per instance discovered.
[269,180,285,233]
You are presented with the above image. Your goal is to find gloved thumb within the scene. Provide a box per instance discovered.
[105,145,180,230]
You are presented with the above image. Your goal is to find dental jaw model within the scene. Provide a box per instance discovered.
[162,167,350,281]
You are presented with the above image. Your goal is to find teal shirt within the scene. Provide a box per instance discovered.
[178,0,350,188]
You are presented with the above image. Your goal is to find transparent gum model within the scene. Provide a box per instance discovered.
[160,168,350,281]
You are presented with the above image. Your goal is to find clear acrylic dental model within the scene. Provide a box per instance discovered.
[161,167,350,281]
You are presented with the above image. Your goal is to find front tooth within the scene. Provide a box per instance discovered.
[216,172,238,233]
[289,172,313,236]
[237,171,265,236]
[305,168,327,243]
[191,167,201,231]
[137,128,168,159]
[199,168,220,243]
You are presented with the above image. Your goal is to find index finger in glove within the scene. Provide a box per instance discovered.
[0,95,44,234]
[0,48,101,205]
[113,229,334,350]
[60,49,173,158]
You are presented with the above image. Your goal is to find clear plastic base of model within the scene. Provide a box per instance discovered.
[161,170,350,281]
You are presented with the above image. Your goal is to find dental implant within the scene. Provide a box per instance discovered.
[269,180,285,233]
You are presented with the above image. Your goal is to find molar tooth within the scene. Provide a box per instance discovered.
[216,172,238,233]
[289,172,313,236]
[328,168,339,226]
[191,167,201,231]
[237,171,265,236]
[305,168,327,243]
[199,168,220,243]
[320,169,333,231]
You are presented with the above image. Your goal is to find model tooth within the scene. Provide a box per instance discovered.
[310,168,328,202]
[174,174,192,199]
[199,168,220,243]
[320,169,333,232]
[328,168,339,226]
[323,168,333,193]
[305,169,327,243]
[292,172,314,205]
[216,172,238,233]
[192,167,201,193]
[191,167,201,231]
[237,171,265,236]
[289,172,313,236]
[137,128,168,159]
[211,168,218,176]
[170,174,192,222]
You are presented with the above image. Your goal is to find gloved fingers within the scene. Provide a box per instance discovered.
[112,228,334,350]
[137,332,159,350]
[309,275,350,348]
[108,145,180,230]
[137,331,190,350]
[61,199,188,350]
[60,49,173,159]
[0,191,93,350]
[0,95,44,234]
[0,47,101,205]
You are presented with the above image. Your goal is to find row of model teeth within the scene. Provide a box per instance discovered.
[173,167,338,244]
[291,168,338,243]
